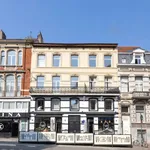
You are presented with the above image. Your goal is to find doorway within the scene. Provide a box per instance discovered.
[11,122,19,137]
[87,117,93,133]
[68,115,80,133]
[56,117,62,133]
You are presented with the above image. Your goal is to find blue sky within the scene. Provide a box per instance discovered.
[0,0,150,49]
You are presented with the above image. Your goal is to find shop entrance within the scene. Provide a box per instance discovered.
[11,122,19,137]
[87,117,93,133]
[68,115,80,133]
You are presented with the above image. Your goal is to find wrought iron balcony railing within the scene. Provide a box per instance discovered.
[132,91,150,99]
[29,86,120,94]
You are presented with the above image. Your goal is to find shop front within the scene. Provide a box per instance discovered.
[0,112,29,137]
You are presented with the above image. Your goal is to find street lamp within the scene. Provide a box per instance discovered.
[140,113,143,147]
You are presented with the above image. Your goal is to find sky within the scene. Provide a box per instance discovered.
[0,0,150,49]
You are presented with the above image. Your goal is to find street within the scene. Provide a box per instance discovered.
[0,142,149,150]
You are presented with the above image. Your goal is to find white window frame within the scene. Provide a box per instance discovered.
[7,50,16,66]
[135,76,143,91]
[1,51,5,65]
[105,76,112,89]
[37,54,45,67]
[89,55,96,67]
[71,76,78,89]
[51,98,60,111]
[104,55,111,67]
[89,99,98,111]
[53,55,60,67]
[135,55,141,64]
[120,76,129,92]
[71,55,78,67]
[18,51,22,66]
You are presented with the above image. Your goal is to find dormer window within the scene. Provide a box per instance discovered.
[135,55,141,64]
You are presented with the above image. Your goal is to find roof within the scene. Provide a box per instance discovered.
[118,46,140,52]
[33,43,118,48]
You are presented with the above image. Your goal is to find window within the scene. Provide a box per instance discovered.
[51,99,60,111]
[0,76,3,96]
[136,105,145,123]
[22,102,28,109]
[37,76,44,88]
[89,55,96,67]
[122,58,126,63]
[53,55,60,67]
[89,99,97,111]
[16,102,22,109]
[52,76,60,91]
[105,76,112,89]
[71,55,78,67]
[17,76,21,96]
[135,55,141,64]
[6,75,14,96]
[7,50,16,65]
[89,76,96,89]
[71,76,78,89]
[36,99,44,111]
[70,99,79,111]
[1,51,5,65]
[0,102,2,109]
[120,76,129,92]
[37,54,45,67]
[105,99,113,111]
[135,76,143,91]
[104,55,111,67]
[121,106,128,113]
[20,119,28,131]
[18,51,22,65]
[35,117,50,132]
[3,102,15,109]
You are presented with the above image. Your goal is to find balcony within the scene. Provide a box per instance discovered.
[132,91,150,99]
[29,86,120,95]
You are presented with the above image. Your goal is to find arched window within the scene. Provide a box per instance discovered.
[6,75,14,96]
[17,76,21,96]
[1,51,5,65]
[0,76,3,96]
[18,51,22,66]
[7,50,16,65]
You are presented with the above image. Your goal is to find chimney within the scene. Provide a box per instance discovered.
[37,32,44,43]
[0,30,6,39]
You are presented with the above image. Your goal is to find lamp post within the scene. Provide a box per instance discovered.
[140,113,143,147]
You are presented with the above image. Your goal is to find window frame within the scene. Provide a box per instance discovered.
[36,98,44,111]
[53,54,60,67]
[89,55,96,67]
[18,51,22,66]
[71,55,78,67]
[104,98,114,111]
[70,98,79,111]
[1,51,5,65]
[36,76,45,88]
[6,75,15,97]
[120,76,129,92]
[104,76,112,89]
[7,50,16,66]
[37,54,45,67]
[135,55,141,64]
[51,98,60,111]
[89,98,98,111]
[104,55,111,67]
[121,106,129,113]
[71,76,78,89]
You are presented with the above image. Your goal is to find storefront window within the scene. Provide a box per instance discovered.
[35,117,50,132]
[98,117,114,134]
[20,119,28,131]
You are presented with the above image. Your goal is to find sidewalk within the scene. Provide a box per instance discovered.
[0,137,18,142]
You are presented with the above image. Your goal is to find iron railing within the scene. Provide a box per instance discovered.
[29,86,120,94]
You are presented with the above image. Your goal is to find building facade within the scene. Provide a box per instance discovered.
[118,47,150,144]
[29,43,120,134]
[0,30,40,137]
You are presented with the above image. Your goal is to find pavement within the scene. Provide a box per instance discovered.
[0,139,149,150]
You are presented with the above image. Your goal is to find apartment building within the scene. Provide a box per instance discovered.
[29,43,120,134]
[0,30,42,137]
[118,47,150,144]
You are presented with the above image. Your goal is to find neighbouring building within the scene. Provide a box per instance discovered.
[0,30,42,137]
[118,46,150,144]
[29,43,120,134]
